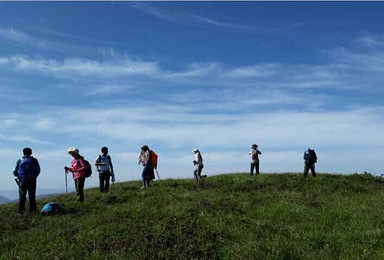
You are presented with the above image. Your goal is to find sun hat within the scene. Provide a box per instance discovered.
[67,147,79,155]
[192,148,199,153]
[251,144,258,149]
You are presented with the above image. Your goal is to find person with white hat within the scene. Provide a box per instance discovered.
[249,144,262,175]
[192,148,204,180]
[64,147,87,202]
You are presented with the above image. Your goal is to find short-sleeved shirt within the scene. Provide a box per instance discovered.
[95,155,111,172]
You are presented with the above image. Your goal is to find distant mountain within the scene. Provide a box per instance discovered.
[0,195,10,205]
[0,188,75,201]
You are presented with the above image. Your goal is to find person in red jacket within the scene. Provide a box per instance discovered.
[64,147,86,202]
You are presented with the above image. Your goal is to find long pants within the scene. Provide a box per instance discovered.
[142,164,152,187]
[194,166,203,180]
[18,179,37,213]
[304,163,316,177]
[250,162,260,175]
[74,177,85,202]
[99,171,111,192]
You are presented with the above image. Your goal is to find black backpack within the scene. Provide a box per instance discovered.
[84,159,92,178]
[309,149,317,163]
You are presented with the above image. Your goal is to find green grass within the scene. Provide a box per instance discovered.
[2,173,384,259]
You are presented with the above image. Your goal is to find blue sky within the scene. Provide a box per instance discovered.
[1,2,384,192]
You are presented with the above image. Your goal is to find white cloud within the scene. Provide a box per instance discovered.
[0,133,53,145]
[85,85,133,96]
[2,105,384,190]
[354,35,384,48]
[163,62,220,79]
[0,27,34,44]
[129,3,300,35]
[225,64,278,78]
[9,105,384,150]
[0,56,160,77]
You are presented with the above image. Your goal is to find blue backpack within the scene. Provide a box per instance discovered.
[41,202,64,214]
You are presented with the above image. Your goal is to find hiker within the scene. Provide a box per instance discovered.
[64,147,86,202]
[13,147,40,214]
[303,148,317,177]
[138,145,155,189]
[192,148,205,180]
[95,146,115,193]
[249,144,262,175]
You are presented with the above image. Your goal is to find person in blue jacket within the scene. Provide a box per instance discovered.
[13,148,40,214]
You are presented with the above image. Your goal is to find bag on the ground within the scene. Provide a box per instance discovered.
[41,202,64,214]
[150,150,158,169]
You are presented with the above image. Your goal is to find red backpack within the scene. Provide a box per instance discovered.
[150,150,158,169]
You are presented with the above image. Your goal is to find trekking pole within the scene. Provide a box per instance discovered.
[155,169,161,180]
[65,169,68,193]
[14,177,29,206]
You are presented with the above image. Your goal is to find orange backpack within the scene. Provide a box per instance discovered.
[150,150,158,169]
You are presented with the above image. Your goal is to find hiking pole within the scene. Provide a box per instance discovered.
[155,169,161,180]
[14,177,29,206]
[65,169,68,193]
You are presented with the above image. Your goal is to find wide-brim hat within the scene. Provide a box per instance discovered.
[251,144,258,149]
[67,147,79,155]
[192,148,199,153]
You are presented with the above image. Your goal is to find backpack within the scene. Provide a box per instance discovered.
[41,202,65,215]
[150,150,158,169]
[309,149,317,163]
[251,150,259,161]
[197,152,203,162]
[84,159,92,178]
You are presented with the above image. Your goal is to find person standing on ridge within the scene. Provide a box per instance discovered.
[95,146,115,193]
[303,148,317,177]
[192,148,204,180]
[13,147,40,214]
[249,144,262,175]
[64,147,87,202]
[138,145,155,189]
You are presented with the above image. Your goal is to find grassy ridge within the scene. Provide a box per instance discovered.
[1,173,384,259]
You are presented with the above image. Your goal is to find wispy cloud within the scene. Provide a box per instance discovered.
[0,27,46,48]
[0,56,160,77]
[224,64,278,78]
[164,62,220,79]
[85,84,134,96]
[11,105,384,150]
[129,3,298,34]
[353,35,384,48]
[0,133,53,145]
[189,14,275,34]
[2,105,384,180]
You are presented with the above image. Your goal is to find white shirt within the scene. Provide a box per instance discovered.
[95,155,111,172]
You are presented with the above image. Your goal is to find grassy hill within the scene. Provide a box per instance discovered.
[1,173,384,259]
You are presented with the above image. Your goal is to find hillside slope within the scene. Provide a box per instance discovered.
[1,173,384,259]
